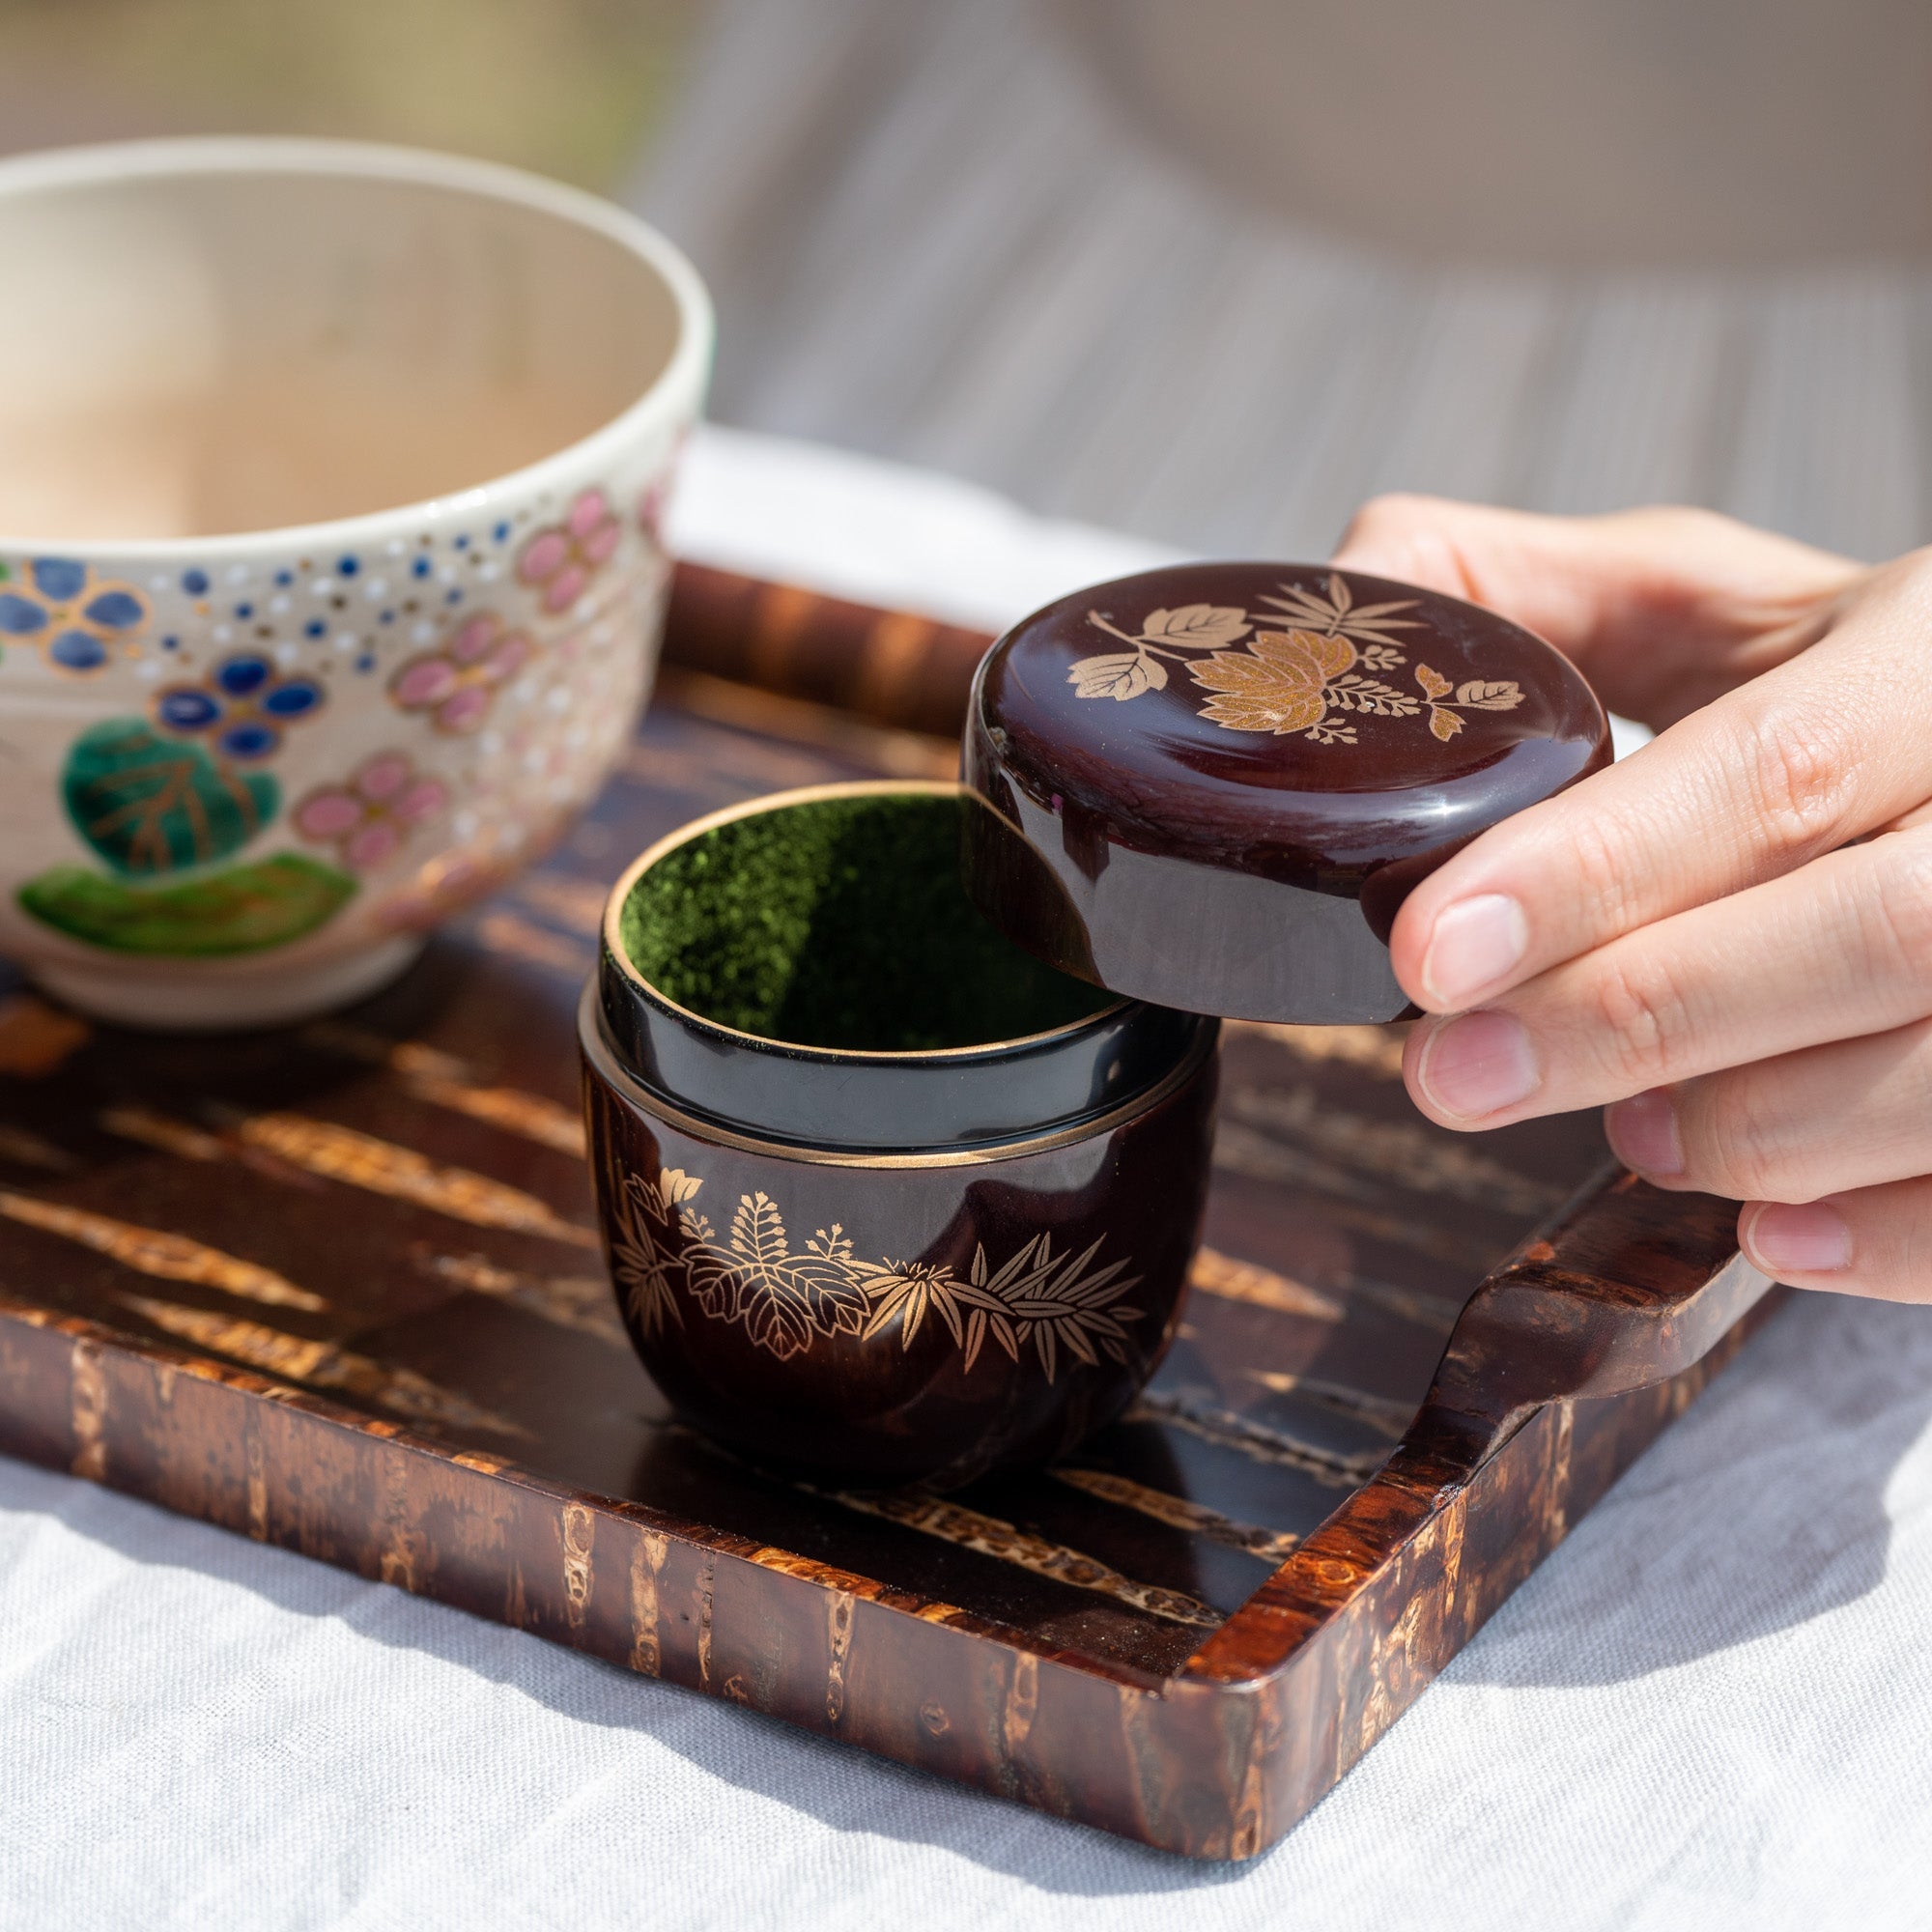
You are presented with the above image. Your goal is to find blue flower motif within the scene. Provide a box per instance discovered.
[0,596,44,637]
[153,653,326,762]
[216,657,269,698]
[31,559,86,600]
[83,589,144,626]
[156,689,220,731]
[0,557,150,675]
[50,637,109,672]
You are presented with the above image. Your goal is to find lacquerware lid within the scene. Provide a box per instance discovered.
[960,561,1610,1024]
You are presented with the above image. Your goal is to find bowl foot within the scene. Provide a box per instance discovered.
[30,935,426,1032]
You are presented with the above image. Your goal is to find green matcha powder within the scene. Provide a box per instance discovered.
[618,792,1107,1052]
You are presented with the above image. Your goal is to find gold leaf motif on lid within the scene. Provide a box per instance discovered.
[1068,578,1526,746]
[1189,630,1345,736]
[1065,650,1165,701]
[1137,603,1251,649]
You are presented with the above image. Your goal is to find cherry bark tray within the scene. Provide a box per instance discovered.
[0,590,1781,1861]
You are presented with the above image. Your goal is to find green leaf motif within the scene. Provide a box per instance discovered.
[17,856,355,955]
[62,720,278,876]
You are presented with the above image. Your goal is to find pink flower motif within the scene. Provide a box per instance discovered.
[517,487,620,614]
[294,753,448,871]
[389,611,533,734]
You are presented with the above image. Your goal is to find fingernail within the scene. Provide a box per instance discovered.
[1605,1089,1683,1177]
[1415,1009,1538,1121]
[1420,895,1529,1009]
[1744,1202,1853,1276]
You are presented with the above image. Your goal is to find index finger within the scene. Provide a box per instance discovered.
[1332,496,1861,728]
[1387,550,1932,1013]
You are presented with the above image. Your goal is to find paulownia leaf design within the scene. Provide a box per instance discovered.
[17,855,355,955]
[611,1174,685,1340]
[62,720,277,876]
[798,1225,869,1338]
[684,1191,866,1361]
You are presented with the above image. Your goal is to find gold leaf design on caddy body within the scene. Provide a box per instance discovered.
[611,1167,1142,1375]
[684,1192,869,1362]
[1065,573,1523,745]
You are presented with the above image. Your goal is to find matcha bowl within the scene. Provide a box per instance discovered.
[0,138,709,1028]
[580,779,1219,1487]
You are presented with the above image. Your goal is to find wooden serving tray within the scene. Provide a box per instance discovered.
[0,578,1780,1860]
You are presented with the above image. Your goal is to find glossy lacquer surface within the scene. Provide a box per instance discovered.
[583,995,1218,1487]
[963,561,1610,1022]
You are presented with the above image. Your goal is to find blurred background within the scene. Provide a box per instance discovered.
[0,0,703,192]
[4,0,1929,563]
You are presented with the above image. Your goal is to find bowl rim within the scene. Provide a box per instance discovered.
[0,135,714,559]
[601,777,1135,1065]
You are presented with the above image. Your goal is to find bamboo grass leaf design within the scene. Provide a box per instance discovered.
[1255,572,1423,650]
[854,1260,964,1350]
[616,1173,1140,1376]
[964,1241,1022,1371]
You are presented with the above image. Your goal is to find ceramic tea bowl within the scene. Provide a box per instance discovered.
[581,780,1219,1488]
[0,138,710,1028]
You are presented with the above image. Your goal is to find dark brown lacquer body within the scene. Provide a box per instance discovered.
[582,995,1217,1487]
[581,779,1221,1488]
[962,561,1611,1022]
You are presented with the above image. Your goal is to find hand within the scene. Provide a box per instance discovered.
[1331,495,1932,1304]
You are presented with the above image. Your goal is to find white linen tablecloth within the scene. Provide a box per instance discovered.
[3,428,1928,1931]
